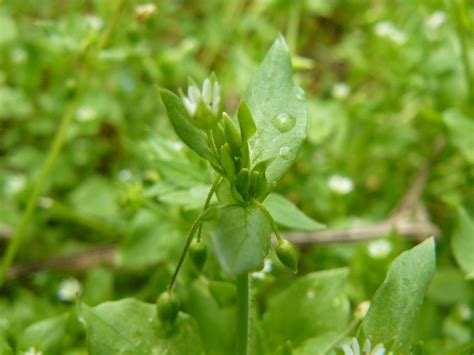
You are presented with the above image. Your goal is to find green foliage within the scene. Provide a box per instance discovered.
[362,238,436,352]
[451,206,474,279]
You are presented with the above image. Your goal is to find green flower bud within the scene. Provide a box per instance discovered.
[156,291,180,325]
[275,239,298,273]
[189,241,208,271]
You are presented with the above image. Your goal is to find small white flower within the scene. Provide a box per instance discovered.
[171,141,184,151]
[458,303,472,321]
[6,175,26,194]
[183,78,221,118]
[118,169,132,182]
[374,21,407,45]
[24,346,43,355]
[135,3,157,21]
[57,278,81,302]
[84,15,103,31]
[343,338,386,355]
[76,105,97,122]
[328,175,354,195]
[39,197,54,209]
[11,48,27,63]
[332,82,350,99]
[252,259,273,280]
[427,11,446,30]
[367,239,392,259]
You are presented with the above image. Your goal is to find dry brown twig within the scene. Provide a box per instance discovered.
[5,139,444,281]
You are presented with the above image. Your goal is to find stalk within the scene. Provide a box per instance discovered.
[236,272,251,355]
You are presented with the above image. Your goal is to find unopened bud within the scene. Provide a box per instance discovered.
[156,291,180,325]
[275,239,298,273]
[189,241,208,271]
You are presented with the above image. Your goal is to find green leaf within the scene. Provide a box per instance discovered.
[264,193,325,231]
[214,204,272,274]
[79,298,203,355]
[451,207,474,279]
[262,268,350,351]
[293,332,339,355]
[160,89,215,163]
[244,36,307,185]
[363,238,436,352]
[443,109,474,163]
[18,314,68,354]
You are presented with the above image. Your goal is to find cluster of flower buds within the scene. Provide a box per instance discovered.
[182,75,222,130]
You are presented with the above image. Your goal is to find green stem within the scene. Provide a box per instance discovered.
[236,272,250,355]
[253,200,282,242]
[286,0,301,54]
[167,177,221,290]
[450,0,474,106]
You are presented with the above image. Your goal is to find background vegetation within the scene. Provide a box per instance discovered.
[0,0,473,353]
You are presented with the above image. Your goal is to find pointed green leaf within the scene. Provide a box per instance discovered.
[244,36,307,185]
[363,238,436,352]
[160,89,215,163]
[79,298,203,355]
[18,314,68,354]
[264,193,325,231]
[451,207,474,279]
[215,204,271,274]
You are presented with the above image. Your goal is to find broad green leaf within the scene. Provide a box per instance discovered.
[244,36,307,185]
[79,298,203,355]
[160,89,215,163]
[215,204,271,274]
[263,193,325,231]
[293,332,339,355]
[117,210,180,269]
[451,207,474,279]
[262,268,350,351]
[363,238,436,352]
[443,109,474,163]
[18,314,68,354]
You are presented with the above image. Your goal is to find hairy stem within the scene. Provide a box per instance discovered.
[253,200,283,242]
[236,272,251,355]
[0,0,128,286]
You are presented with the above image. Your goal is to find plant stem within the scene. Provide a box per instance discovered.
[286,0,301,54]
[236,272,250,355]
[167,177,221,290]
[0,0,128,286]
[253,200,283,242]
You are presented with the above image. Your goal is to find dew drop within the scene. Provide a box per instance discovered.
[295,86,305,101]
[271,113,296,132]
[279,146,292,160]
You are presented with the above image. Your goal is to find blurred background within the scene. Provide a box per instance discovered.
[0,0,473,353]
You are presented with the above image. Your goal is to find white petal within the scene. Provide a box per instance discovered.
[212,95,221,115]
[188,85,201,103]
[371,344,386,355]
[363,339,372,353]
[183,97,196,116]
[343,344,354,355]
[202,78,212,104]
[352,338,360,355]
[213,82,221,103]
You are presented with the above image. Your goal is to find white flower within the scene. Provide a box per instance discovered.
[57,278,81,302]
[183,78,221,118]
[457,303,472,321]
[84,15,103,31]
[343,338,386,355]
[332,82,350,99]
[11,48,27,63]
[135,3,157,21]
[6,174,26,194]
[24,347,43,355]
[76,105,97,122]
[427,11,446,30]
[367,239,392,259]
[374,21,407,45]
[328,175,354,195]
[118,169,132,182]
[252,259,273,280]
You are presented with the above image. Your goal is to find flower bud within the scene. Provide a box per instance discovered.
[156,291,180,325]
[189,241,208,271]
[182,76,222,130]
[275,239,298,273]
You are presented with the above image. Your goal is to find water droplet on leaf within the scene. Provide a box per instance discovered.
[272,113,296,132]
[279,146,291,160]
